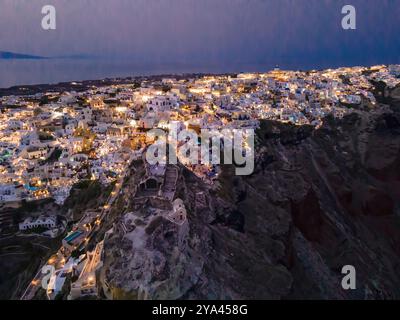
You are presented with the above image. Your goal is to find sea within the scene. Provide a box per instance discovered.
[1,57,396,90]
[0,59,275,89]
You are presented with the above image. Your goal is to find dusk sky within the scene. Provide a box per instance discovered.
[1,0,400,70]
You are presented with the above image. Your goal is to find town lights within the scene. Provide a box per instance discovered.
[31,280,39,286]
[115,106,127,113]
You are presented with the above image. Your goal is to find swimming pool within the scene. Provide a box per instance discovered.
[64,230,83,243]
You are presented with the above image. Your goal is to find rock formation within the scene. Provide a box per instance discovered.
[101,88,400,299]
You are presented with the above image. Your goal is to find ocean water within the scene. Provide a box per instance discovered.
[2,57,396,89]
[0,59,273,89]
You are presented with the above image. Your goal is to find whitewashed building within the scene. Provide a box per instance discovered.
[19,215,58,231]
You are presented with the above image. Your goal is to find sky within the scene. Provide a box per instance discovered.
[0,0,399,70]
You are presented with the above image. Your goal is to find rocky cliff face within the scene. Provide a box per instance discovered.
[204,107,400,300]
[102,92,400,300]
[101,163,213,300]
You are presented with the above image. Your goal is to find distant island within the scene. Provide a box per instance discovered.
[0,51,48,60]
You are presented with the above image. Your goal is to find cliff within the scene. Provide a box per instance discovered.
[101,96,400,299]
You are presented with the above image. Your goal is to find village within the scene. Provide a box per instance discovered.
[1,64,400,300]
[1,64,399,207]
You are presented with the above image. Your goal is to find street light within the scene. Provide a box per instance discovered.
[31,280,39,286]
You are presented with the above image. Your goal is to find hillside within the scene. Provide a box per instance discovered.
[101,94,400,299]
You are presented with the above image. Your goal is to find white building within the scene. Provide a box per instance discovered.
[69,241,104,300]
[147,95,174,112]
[47,269,68,300]
[389,65,400,77]
[166,198,187,225]
[23,146,48,160]
[65,122,76,136]
[19,215,58,231]
[77,107,93,122]
[0,184,21,202]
